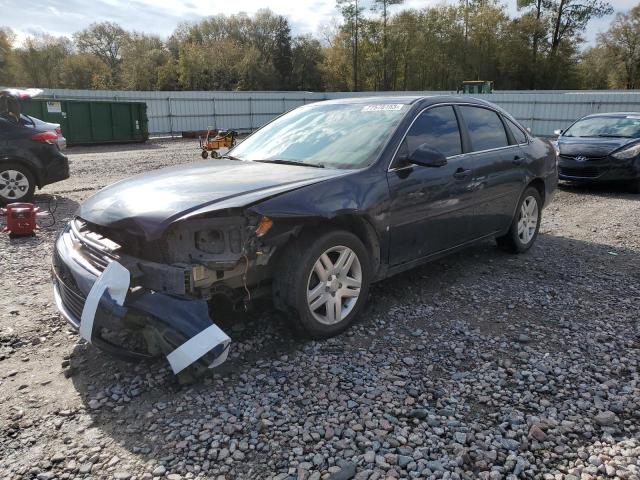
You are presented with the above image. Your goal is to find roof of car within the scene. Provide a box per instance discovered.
[583,112,640,118]
[319,95,491,106]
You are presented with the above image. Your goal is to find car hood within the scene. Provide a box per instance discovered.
[78,159,347,240]
[558,136,638,157]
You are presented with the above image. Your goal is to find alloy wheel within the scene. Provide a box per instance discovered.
[306,245,362,325]
[0,170,30,200]
[517,195,539,244]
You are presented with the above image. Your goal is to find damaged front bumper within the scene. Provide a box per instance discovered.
[51,220,231,375]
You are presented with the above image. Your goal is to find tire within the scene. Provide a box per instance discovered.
[273,229,371,338]
[201,150,209,159]
[630,179,640,194]
[0,162,35,204]
[496,187,542,253]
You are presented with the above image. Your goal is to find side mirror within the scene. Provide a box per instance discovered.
[553,129,563,136]
[408,144,447,168]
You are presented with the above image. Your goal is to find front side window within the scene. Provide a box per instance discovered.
[229,102,409,169]
[460,106,509,151]
[400,105,462,159]
[506,118,527,144]
[563,116,640,138]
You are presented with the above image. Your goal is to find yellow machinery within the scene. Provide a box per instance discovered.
[460,81,494,94]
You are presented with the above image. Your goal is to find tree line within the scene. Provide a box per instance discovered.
[0,0,637,92]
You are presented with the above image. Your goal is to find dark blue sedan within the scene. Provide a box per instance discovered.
[556,112,640,193]
[52,95,557,378]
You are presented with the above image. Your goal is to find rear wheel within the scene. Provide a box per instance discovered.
[0,163,35,204]
[273,230,371,338]
[496,187,542,253]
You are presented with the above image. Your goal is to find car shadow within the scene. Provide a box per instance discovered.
[68,231,640,474]
[559,180,639,198]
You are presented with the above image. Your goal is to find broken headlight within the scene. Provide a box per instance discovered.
[195,227,242,254]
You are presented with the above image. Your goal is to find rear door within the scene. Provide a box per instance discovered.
[0,117,22,144]
[386,105,476,265]
[457,106,525,237]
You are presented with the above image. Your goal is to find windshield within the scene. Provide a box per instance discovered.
[563,115,640,138]
[229,102,409,169]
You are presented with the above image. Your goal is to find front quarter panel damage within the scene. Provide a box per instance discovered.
[247,169,390,274]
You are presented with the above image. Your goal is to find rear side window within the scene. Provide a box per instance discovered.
[460,106,509,151]
[506,117,527,144]
[402,106,462,158]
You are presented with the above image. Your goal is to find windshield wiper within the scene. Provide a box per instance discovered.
[220,154,243,160]
[254,159,325,168]
[594,134,633,138]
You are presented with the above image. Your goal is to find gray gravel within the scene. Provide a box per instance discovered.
[1,139,639,480]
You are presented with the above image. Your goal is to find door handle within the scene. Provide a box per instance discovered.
[453,168,472,180]
[512,156,524,165]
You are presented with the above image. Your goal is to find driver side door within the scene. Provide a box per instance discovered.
[386,105,477,266]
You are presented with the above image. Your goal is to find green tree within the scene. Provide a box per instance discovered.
[74,22,129,87]
[0,28,16,86]
[14,34,71,88]
[60,53,110,89]
[599,5,640,89]
[336,0,366,90]
[371,0,403,90]
[120,33,173,90]
[291,35,324,91]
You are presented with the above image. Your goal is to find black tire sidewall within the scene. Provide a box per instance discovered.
[510,187,542,252]
[288,230,371,338]
[0,162,36,204]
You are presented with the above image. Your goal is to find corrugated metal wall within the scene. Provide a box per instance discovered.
[36,88,640,137]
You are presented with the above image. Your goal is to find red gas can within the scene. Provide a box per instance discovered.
[1,203,39,236]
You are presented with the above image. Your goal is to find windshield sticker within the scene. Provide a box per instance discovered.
[362,104,404,112]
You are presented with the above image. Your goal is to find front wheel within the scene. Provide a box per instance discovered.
[273,230,371,338]
[496,187,542,253]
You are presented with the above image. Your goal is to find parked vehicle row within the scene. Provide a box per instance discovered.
[3,85,635,379]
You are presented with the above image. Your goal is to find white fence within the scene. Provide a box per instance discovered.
[37,88,640,137]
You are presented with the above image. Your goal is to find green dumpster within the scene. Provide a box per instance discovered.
[20,98,148,146]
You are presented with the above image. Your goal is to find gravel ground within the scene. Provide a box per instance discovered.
[1,139,639,480]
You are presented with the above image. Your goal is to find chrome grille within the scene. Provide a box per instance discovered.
[70,219,121,272]
[52,249,86,320]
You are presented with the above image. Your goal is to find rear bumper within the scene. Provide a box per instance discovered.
[51,223,230,373]
[40,150,69,186]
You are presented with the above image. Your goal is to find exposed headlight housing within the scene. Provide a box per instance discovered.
[611,142,640,160]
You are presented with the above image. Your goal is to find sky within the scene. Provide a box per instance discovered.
[2,0,637,46]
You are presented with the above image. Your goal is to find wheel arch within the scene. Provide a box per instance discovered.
[0,156,43,187]
[270,213,382,279]
[527,177,546,205]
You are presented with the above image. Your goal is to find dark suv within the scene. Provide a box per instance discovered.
[0,115,69,202]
